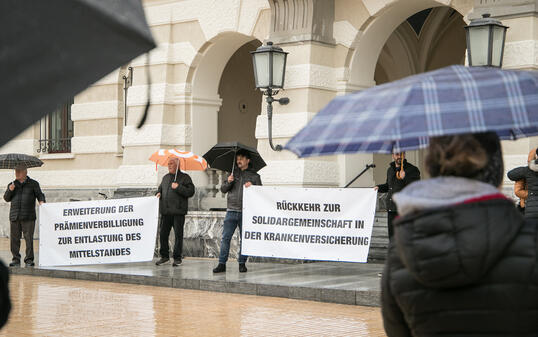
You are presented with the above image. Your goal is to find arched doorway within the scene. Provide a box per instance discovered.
[217,40,262,148]
[187,33,263,187]
[372,7,466,183]
[338,0,472,187]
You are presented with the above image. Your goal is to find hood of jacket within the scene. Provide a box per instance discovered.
[392,177,523,288]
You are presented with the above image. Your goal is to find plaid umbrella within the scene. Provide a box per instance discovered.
[0,153,43,169]
[285,65,538,156]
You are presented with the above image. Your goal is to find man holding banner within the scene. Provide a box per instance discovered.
[155,158,195,266]
[213,150,262,273]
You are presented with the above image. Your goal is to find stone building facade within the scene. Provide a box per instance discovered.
[1,0,537,257]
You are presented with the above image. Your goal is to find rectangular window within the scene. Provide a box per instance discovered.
[38,99,73,153]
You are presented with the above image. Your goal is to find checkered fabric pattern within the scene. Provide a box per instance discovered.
[0,153,43,169]
[285,65,538,156]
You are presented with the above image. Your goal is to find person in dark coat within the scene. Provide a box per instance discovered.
[213,149,262,274]
[375,152,420,240]
[382,132,538,337]
[155,157,195,266]
[3,167,45,267]
[0,261,10,328]
[507,148,538,219]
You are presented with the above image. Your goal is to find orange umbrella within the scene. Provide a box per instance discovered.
[149,149,208,171]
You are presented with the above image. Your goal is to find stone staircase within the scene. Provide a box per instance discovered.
[369,212,389,262]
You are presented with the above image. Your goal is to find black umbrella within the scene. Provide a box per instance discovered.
[0,153,44,169]
[203,142,266,173]
[1,0,156,148]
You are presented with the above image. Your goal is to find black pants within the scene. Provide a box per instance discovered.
[159,214,185,260]
[387,211,398,241]
[10,220,35,263]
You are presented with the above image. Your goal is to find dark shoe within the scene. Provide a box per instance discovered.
[25,261,35,267]
[212,263,226,273]
[239,263,247,273]
[172,259,182,267]
[155,257,169,266]
[9,261,20,267]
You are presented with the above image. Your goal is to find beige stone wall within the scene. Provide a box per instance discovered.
[1,0,536,193]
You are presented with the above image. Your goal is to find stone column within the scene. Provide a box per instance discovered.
[471,0,538,195]
[260,0,342,187]
[118,22,193,189]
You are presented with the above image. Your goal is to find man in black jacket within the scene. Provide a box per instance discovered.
[213,150,262,274]
[375,152,420,240]
[155,158,195,266]
[3,167,45,267]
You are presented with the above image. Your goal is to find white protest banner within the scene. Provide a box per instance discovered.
[242,186,377,263]
[39,196,159,267]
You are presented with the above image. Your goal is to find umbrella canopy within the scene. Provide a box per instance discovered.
[285,65,538,156]
[149,149,207,171]
[203,142,266,173]
[0,154,43,169]
[1,0,155,148]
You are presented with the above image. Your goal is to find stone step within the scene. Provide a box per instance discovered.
[7,255,383,307]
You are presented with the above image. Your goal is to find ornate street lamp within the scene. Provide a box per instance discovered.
[251,41,289,151]
[465,14,508,67]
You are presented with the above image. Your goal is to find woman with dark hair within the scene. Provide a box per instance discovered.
[381,132,538,337]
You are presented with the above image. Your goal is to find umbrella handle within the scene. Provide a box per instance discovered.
[231,147,237,175]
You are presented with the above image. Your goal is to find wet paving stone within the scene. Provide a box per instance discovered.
[0,275,387,336]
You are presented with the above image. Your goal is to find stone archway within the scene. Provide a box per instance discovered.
[217,40,262,148]
[187,32,261,159]
[339,0,470,187]
[346,0,471,90]
[372,6,467,183]
[188,33,257,157]
[187,33,264,189]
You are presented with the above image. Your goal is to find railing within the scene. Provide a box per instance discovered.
[37,138,71,154]
[206,168,227,197]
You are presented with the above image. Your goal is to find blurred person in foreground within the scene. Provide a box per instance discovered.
[0,262,9,329]
[382,132,538,336]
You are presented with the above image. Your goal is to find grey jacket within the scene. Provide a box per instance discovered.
[220,168,262,211]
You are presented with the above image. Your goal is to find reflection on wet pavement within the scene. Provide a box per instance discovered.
[0,275,386,336]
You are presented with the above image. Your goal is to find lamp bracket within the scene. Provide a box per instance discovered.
[263,88,289,151]
[122,66,133,126]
